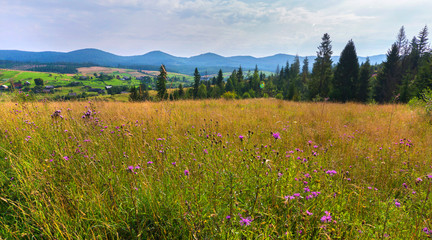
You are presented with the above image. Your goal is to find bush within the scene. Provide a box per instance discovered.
[222,91,237,100]
[275,93,283,100]
[242,92,251,99]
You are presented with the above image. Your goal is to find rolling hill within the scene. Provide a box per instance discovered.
[0,48,386,74]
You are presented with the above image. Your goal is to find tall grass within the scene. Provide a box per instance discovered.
[0,99,431,239]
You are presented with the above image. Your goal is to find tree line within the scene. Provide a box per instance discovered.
[131,25,431,103]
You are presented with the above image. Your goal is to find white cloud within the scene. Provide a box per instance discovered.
[0,0,431,56]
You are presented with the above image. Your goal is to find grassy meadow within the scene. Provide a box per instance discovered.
[0,99,432,239]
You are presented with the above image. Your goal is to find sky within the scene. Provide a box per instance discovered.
[0,0,431,57]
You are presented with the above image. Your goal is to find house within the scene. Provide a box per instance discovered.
[24,81,31,86]
[105,85,112,90]
[68,92,77,97]
[0,85,8,90]
[13,82,23,89]
[122,76,132,81]
[79,76,89,80]
[45,85,55,90]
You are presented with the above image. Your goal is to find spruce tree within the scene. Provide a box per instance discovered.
[331,39,359,102]
[310,33,333,99]
[193,68,201,99]
[156,64,167,100]
[374,44,400,102]
[357,58,371,102]
[216,69,224,89]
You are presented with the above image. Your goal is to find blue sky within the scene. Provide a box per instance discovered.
[0,0,431,57]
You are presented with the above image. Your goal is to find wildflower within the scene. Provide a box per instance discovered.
[326,170,337,176]
[172,162,176,166]
[306,210,313,216]
[63,156,69,161]
[226,215,231,219]
[402,183,408,189]
[239,217,252,226]
[147,161,153,165]
[284,195,295,200]
[394,200,401,208]
[239,135,244,141]
[127,166,134,171]
[320,211,332,223]
[272,132,280,139]
[184,169,190,176]
[203,149,208,154]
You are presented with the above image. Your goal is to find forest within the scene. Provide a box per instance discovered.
[135,26,431,104]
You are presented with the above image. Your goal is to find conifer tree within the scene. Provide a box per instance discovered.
[156,64,167,100]
[357,58,371,102]
[216,69,224,89]
[374,44,400,102]
[193,68,201,99]
[310,33,333,99]
[331,40,359,102]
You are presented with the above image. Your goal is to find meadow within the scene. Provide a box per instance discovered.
[0,99,431,239]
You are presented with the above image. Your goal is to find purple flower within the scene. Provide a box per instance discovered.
[184,169,190,176]
[239,135,244,141]
[147,161,153,164]
[272,132,281,139]
[172,162,177,166]
[203,149,208,154]
[326,170,337,176]
[226,215,231,219]
[394,200,401,208]
[306,210,313,216]
[128,166,134,171]
[63,156,69,161]
[239,217,252,226]
[293,193,301,198]
[320,211,332,223]
[402,183,408,189]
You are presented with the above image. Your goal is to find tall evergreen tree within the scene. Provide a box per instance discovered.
[216,69,224,89]
[302,57,309,84]
[156,64,167,100]
[417,25,429,57]
[310,33,333,99]
[331,39,359,102]
[396,26,410,57]
[357,58,371,102]
[374,44,401,102]
[193,68,201,99]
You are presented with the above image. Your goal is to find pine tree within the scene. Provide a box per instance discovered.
[357,58,371,102]
[193,68,201,99]
[396,26,409,57]
[156,64,167,100]
[331,39,359,102]
[216,69,224,89]
[417,25,429,57]
[310,33,333,99]
[251,65,260,93]
[374,44,401,102]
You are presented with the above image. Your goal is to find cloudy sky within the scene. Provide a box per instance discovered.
[0,0,431,57]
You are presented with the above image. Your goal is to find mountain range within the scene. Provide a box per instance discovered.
[0,48,386,74]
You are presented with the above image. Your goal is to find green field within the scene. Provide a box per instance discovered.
[0,99,431,239]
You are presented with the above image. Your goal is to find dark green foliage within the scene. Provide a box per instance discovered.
[357,59,371,102]
[309,33,333,99]
[331,40,359,102]
[374,44,401,102]
[34,78,44,86]
[156,65,167,100]
[193,68,201,99]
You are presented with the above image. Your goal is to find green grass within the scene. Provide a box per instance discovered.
[0,99,431,239]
